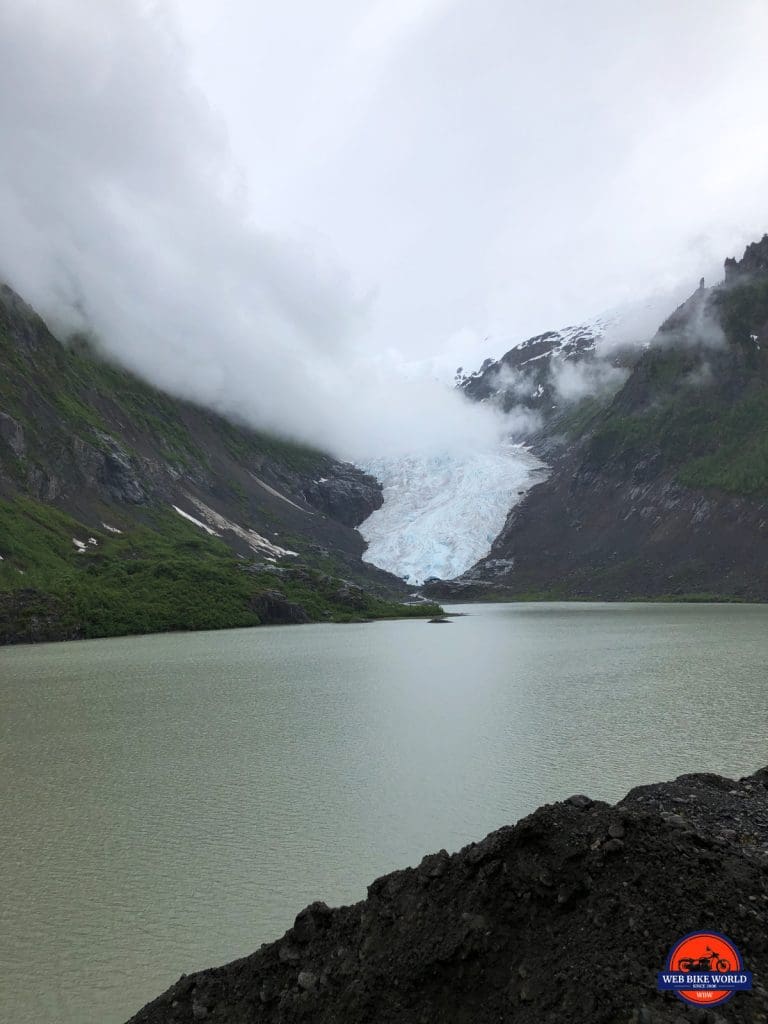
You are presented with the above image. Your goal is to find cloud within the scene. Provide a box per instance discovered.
[0,0,506,459]
[549,358,629,405]
[167,0,768,358]
[0,0,766,463]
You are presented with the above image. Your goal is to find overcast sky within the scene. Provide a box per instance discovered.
[1,1,766,456]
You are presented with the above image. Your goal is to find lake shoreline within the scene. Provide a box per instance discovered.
[0,599,445,648]
[4,595,765,649]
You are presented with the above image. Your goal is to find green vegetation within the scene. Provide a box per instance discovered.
[547,394,614,442]
[0,497,442,644]
[715,277,768,349]
[677,391,768,493]
[589,378,768,495]
[586,285,768,496]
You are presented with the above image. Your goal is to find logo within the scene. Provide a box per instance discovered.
[657,931,752,1006]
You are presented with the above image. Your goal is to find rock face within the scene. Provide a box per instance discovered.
[302,468,383,529]
[427,238,768,601]
[0,412,25,458]
[127,766,768,1024]
[249,591,312,625]
[725,233,768,282]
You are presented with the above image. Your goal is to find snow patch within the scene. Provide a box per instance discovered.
[172,505,220,536]
[186,497,299,559]
[359,445,547,584]
[72,538,87,553]
[102,523,122,534]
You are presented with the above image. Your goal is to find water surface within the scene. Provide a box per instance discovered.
[1,602,766,1023]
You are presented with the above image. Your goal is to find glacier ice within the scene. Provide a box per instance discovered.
[358,445,547,585]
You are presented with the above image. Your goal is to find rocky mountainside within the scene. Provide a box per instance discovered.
[0,285,440,642]
[127,764,768,1024]
[425,237,768,601]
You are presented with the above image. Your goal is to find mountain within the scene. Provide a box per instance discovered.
[456,315,639,442]
[459,316,614,406]
[356,311,648,586]
[0,285,440,642]
[425,236,768,601]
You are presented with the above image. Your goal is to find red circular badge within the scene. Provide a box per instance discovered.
[667,931,741,1006]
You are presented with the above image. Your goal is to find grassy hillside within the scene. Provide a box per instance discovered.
[0,496,441,643]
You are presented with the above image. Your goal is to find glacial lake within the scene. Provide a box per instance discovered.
[1,602,767,1024]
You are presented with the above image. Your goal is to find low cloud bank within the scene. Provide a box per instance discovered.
[0,2,763,463]
[0,1,508,460]
[550,359,629,404]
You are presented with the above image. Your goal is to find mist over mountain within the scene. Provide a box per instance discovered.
[2,1,768,465]
[0,1,507,462]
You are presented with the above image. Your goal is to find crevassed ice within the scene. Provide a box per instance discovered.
[359,445,547,585]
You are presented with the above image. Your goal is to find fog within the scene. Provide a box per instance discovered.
[1,1,766,459]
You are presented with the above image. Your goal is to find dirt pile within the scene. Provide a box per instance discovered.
[127,768,768,1023]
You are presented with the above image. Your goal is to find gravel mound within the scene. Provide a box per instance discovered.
[127,768,768,1023]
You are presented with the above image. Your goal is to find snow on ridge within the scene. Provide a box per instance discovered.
[359,445,547,585]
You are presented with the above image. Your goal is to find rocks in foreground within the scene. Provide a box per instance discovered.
[127,769,768,1023]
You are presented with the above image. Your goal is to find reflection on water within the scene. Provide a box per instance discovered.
[1,602,766,1023]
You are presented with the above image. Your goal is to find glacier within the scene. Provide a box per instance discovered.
[358,445,547,585]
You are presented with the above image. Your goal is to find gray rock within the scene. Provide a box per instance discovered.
[291,902,332,944]
[250,591,311,625]
[461,912,487,932]
[0,412,25,458]
[602,838,624,854]
[567,794,593,809]
[297,970,318,992]
[278,942,301,963]
[419,850,450,878]
[663,813,688,829]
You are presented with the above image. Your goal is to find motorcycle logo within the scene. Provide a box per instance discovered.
[657,931,752,1006]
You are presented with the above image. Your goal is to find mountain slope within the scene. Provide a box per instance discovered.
[0,285,440,641]
[425,237,768,601]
